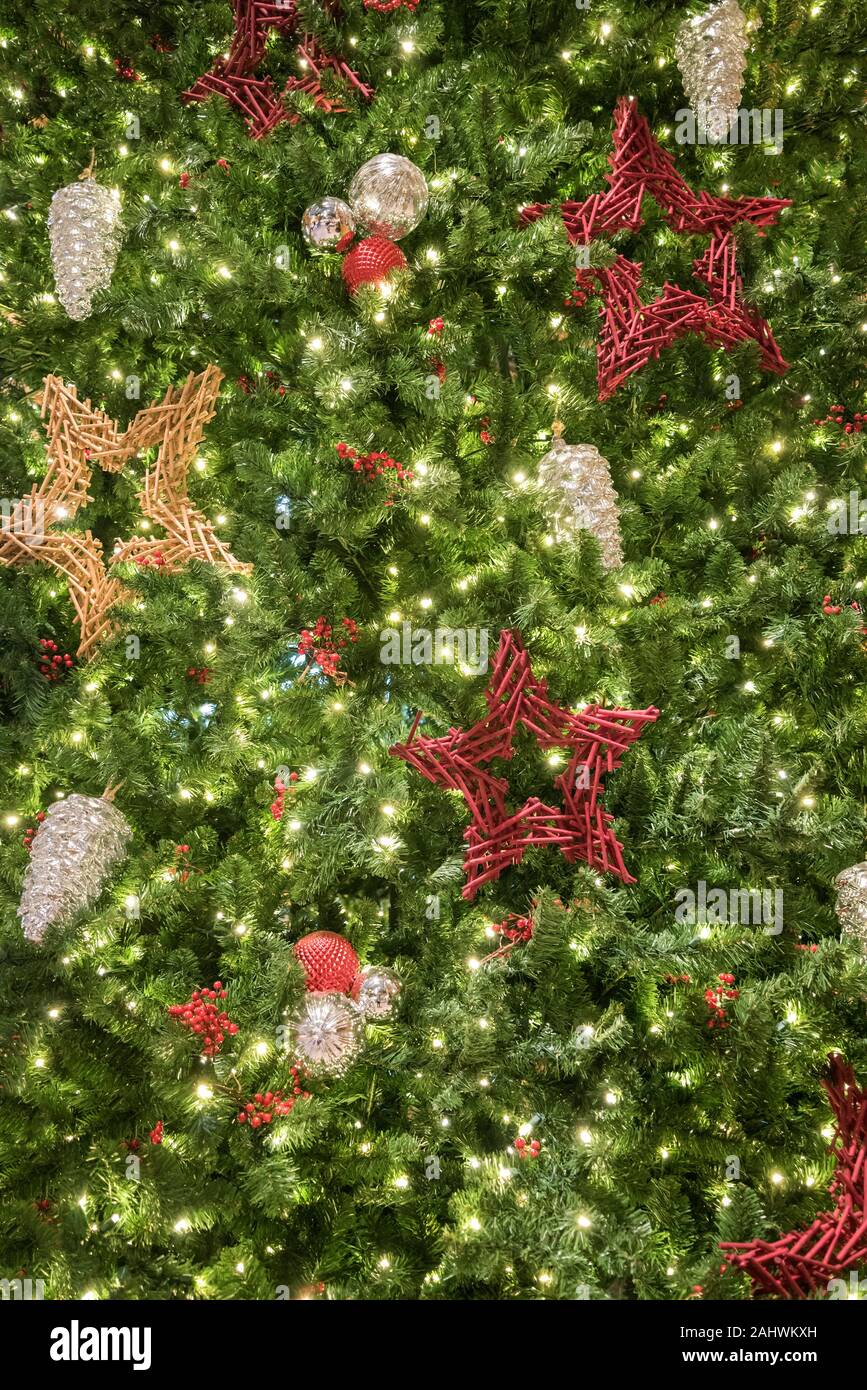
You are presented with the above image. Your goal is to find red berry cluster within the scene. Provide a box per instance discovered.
[170,844,202,883]
[822,595,865,632]
[427,317,444,336]
[298,616,358,679]
[812,404,865,437]
[186,665,211,685]
[479,417,495,445]
[497,913,534,945]
[705,973,739,1030]
[237,1073,311,1127]
[135,549,166,568]
[428,357,447,384]
[663,972,691,985]
[237,371,286,396]
[113,57,140,81]
[649,592,668,606]
[271,771,298,820]
[481,911,535,965]
[179,172,192,189]
[795,943,818,953]
[37,637,74,681]
[337,442,413,506]
[725,398,743,411]
[564,269,596,308]
[150,1120,164,1145]
[150,34,175,53]
[168,982,238,1056]
[22,810,46,852]
[514,1136,541,1160]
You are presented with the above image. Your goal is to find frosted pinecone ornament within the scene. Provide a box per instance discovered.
[19,789,132,943]
[48,156,122,320]
[537,423,624,570]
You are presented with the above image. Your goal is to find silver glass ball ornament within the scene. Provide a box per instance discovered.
[348,154,429,241]
[301,197,356,254]
[289,992,365,1075]
[351,964,402,1019]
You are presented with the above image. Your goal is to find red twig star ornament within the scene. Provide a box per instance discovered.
[721,1055,867,1298]
[520,99,790,400]
[183,1,373,139]
[390,630,659,900]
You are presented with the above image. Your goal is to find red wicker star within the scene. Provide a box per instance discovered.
[390,630,659,900]
[183,1,373,139]
[721,1055,867,1299]
[520,99,790,400]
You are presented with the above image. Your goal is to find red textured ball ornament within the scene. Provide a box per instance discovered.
[342,236,407,294]
[293,931,360,993]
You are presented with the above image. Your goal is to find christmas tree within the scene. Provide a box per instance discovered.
[0,0,865,1310]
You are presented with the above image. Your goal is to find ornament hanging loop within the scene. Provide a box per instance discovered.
[79,148,97,181]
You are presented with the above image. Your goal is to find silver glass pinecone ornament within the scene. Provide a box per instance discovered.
[48,169,122,320]
[675,0,755,144]
[19,793,132,943]
[835,862,867,959]
[290,992,364,1075]
[537,426,624,570]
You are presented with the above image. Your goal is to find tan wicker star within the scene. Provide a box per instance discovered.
[0,365,251,658]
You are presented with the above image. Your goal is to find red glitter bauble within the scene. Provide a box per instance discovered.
[342,236,407,293]
[293,931,360,993]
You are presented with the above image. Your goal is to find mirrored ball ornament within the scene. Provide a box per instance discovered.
[351,964,402,1019]
[290,992,365,1075]
[301,197,356,254]
[348,154,429,241]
